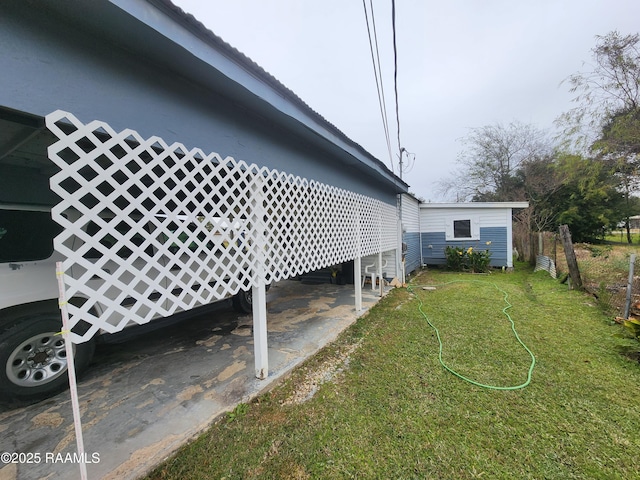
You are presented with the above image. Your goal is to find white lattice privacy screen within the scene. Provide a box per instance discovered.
[46,111,398,343]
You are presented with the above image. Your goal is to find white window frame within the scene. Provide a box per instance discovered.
[445,215,480,241]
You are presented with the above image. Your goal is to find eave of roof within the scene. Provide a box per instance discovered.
[111,0,408,193]
[420,202,529,209]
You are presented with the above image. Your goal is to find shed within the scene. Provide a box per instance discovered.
[420,202,529,268]
[628,215,640,230]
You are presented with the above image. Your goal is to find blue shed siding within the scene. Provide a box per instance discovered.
[403,231,421,274]
[421,227,509,267]
[421,232,446,264]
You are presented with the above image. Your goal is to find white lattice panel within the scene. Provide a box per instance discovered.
[46,111,399,343]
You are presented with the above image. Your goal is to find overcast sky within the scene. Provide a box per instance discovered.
[172,0,640,201]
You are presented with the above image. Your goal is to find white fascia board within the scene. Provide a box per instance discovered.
[420,202,529,209]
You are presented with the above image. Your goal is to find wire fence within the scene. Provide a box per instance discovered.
[535,232,640,318]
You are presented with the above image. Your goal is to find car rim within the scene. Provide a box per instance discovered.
[6,331,73,387]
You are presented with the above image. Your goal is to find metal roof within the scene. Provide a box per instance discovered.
[141,0,409,192]
[420,202,529,209]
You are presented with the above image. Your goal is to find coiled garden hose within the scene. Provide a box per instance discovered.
[407,280,536,390]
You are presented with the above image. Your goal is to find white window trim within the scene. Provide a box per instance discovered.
[445,215,480,241]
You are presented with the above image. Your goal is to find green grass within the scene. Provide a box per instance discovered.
[605,232,640,244]
[145,266,640,480]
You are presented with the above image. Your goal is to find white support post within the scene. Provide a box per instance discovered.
[377,210,383,297]
[252,176,269,380]
[397,195,404,283]
[354,204,363,311]
[354,256,362,311]
[252,282,268,379]
[378,250,383,297]
[56,262,88,480]
[398,217,405,284]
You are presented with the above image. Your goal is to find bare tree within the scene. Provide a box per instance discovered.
[439,121,551,202]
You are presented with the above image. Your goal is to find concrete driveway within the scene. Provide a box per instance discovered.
[0,280,384,480]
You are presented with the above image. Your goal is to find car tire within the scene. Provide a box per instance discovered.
[232,289,252,314]
[0,313,95,405]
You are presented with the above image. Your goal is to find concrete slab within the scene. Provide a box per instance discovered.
[0,280,385,480]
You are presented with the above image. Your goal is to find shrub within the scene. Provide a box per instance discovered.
[445,246,492,273]
[444,246,465,271]
[585,244,613,258]
[469,247,492,272]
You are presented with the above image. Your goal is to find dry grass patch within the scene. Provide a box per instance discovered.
[281,339,362,406]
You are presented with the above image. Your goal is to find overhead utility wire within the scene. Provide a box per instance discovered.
[391,0,402,160]
[362,0,394,172]
[368,0,392,152]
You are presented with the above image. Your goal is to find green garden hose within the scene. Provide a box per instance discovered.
[408,280,536,390]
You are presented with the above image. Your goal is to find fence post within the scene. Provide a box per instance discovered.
[624,253,636,319]
[559,224,583,291]
[538,232,543,255]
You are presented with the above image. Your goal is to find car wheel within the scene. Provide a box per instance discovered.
[232,289,252,314]
[0,314,95,405]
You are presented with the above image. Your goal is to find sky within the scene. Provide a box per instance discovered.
[172,0,640,201]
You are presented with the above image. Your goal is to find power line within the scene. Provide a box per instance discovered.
[362,0,394,172]
[392,0,401,160]
[391,0,412,181]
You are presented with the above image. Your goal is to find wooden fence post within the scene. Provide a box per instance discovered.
[624,253,636,319]
[559,224,583,291]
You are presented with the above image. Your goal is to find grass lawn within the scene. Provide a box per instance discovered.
[145,265,640,480]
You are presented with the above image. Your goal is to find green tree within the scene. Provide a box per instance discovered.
[592,110,640,242]
[559,31,640,242]
[595,108,640,156]
[549,154,626,241]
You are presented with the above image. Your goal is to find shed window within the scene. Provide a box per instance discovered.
[445,215,480,241]
[453,219,472,238]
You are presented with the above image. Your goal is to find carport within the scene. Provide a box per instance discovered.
[0,280,387,480]
[0,1,407,478]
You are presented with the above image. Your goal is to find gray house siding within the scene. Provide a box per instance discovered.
[404,232,421,273]
[0,0,405,207]
[421,227,508,267]
[401,194,421,275]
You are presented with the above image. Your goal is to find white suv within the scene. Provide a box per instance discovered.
[0,206,253,405]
